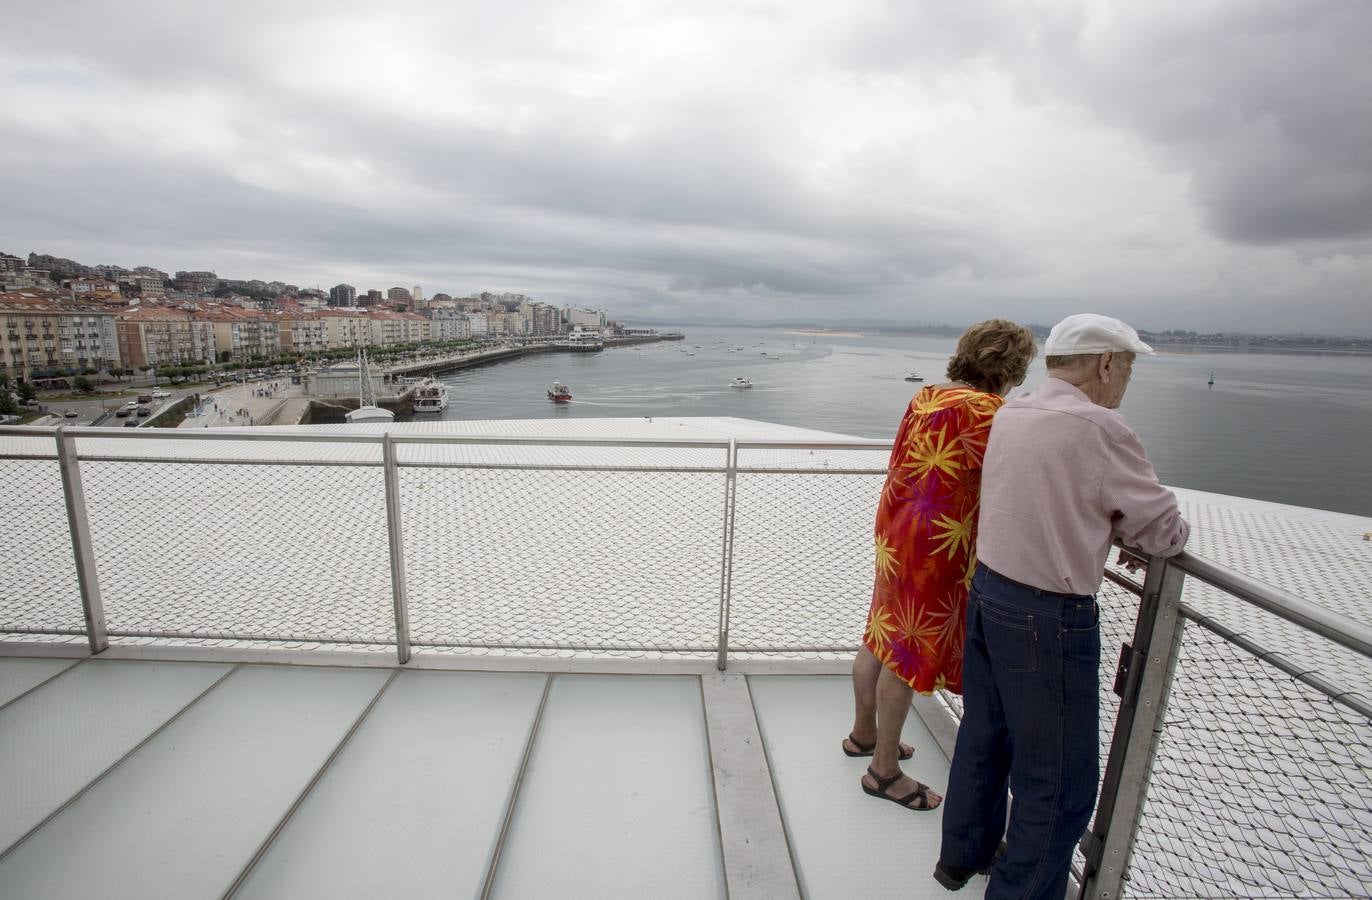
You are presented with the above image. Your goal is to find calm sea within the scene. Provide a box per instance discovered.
[422,325,1372,518]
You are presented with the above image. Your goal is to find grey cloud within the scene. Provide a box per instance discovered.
[2,1,1370,334]
[837,2,1372,245]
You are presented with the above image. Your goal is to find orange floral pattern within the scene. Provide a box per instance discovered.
[862,386,1004,695]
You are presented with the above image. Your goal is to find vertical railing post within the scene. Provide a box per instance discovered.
[1078,554,1187,899]
[382,433,411,664]
[715,439,739,671]
[54,425,108,654]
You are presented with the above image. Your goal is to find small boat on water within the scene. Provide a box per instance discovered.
[548,382,572,402]
[412,378,449,413]
[730,377,752,389]
[904,372,925,382]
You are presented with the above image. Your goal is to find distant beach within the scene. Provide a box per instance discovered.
[784,329,866,338]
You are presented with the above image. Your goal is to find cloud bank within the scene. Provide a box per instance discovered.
[1,0,1369,333]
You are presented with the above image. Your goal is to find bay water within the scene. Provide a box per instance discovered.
[422,325,1372,517]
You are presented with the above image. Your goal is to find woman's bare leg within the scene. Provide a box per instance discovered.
[849,644,882,746]
[862,665,942,807]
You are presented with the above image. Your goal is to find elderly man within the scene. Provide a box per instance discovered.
[934,314,1189,898]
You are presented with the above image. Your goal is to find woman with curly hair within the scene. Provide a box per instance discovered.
[843,318,1037,811]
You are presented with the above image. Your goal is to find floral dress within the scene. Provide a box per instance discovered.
[862,385,1004,695]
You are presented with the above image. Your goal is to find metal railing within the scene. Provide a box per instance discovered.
[1,424,1369,897]
[0,424,889,660]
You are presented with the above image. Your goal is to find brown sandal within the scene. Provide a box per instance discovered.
[843,733,914,760]
[861,765,940,810]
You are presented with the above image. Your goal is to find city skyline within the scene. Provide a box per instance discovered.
[2,1,1369,335]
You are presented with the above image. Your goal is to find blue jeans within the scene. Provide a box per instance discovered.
[939,563,1101,900]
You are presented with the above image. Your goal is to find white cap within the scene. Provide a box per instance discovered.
[1044,313,1154,356]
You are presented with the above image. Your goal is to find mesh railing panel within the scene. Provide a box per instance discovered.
[728,471,883,652]
[939,574,1371,898]
[1126,616,1372,898]
[0,456,84,636]
[77,460,394,644]
[400,468,725,652]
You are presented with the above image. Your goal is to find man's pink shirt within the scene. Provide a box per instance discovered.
[976,377,1189,595]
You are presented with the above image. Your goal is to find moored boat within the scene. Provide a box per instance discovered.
[412,378,449,413]
[564,328,604,352]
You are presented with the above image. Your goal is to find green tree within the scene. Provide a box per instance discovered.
[0,374,15,416]
[74,376,95,393]
[17,382,37,404]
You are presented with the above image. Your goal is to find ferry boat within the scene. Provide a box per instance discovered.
[565,329,604,352]
[412,379,449,414]
[731,377,752,389]
[904,372,925,382]
[547,382,572,402]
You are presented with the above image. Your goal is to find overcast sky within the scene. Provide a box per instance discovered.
[2,1,1369,334]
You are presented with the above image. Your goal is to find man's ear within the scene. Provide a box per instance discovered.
[1097,351,1114,381]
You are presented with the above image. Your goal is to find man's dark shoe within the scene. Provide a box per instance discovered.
[933,861,982,890]
[934,842,1006,891]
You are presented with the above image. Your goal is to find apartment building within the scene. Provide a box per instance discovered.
[172,271,219,295]
[426,309,472,342]
[520,301,561,336]
[275,312,329,355]
[316,310,373,349]
[116,307,216,369]
[366,311,429,346]
[202,307,281,362]
[0,289,120,382]
[328,284,357,307]
[563,307,605,330]
[63,277,122,301]
[485,312,528,336]
[131,276,166,298]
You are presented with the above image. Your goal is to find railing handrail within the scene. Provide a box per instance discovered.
[1169,549,1372,660]
[0,424,892,452]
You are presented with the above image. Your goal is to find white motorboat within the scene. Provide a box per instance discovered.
[730,377,753,389]
[412,378,449,413]
[904,372,925,382]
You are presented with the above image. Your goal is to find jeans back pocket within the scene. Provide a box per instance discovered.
[980,601,1037,674]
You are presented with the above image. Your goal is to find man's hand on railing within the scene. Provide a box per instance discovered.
[1115,549,1146,576]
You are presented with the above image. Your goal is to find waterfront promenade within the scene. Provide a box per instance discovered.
[179,379,301,428]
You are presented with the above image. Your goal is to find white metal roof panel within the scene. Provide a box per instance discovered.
[748,674,980,899]
[0,659,230,854]
[0,657,75,707]
[236,670,547,899]
[0,664,388,899]
[490,674,726,898]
